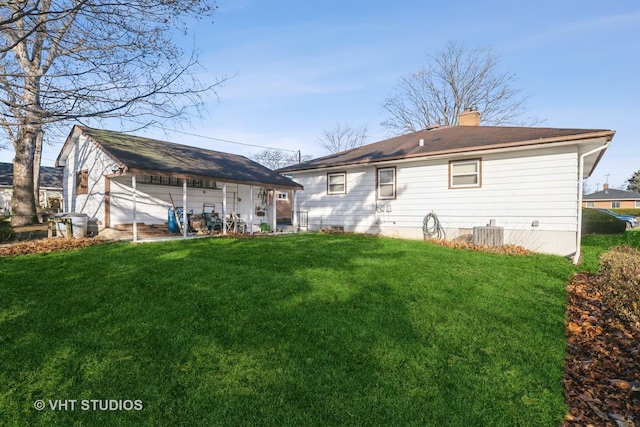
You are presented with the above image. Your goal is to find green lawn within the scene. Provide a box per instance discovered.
[0,233,592,426]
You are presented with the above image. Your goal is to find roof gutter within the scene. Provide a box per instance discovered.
[573,138,612,265]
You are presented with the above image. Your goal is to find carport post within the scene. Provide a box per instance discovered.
[183,179,188,238]
[249,186,254,234]
[132,174,137,242]
[222,183,227,235]
[270,189,277,232]
[292,190,298,233]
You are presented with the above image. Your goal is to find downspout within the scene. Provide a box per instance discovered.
[573,139,611,264]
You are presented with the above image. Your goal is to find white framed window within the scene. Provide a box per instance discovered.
[377,167,396,200]
[585,201,595,208]
[327,172,346,195]
[611,201,621,209]
[449,159,481,188]
[277,192,288,201]
[636,200,640,208]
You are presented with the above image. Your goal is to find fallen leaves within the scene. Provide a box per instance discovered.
[426,238,533,255]
[563,272,640,426]
[0,237,106,257]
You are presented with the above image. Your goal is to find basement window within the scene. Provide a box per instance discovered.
[76,170,88,195]
[449,159,481,188]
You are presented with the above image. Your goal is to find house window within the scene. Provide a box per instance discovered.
[585,201,595,208]
[76,170,88,195]
[611,201,621,209]
[449,159,481,188]
[636,201,640,208]
[377,167,396,200]
[327,172,346,194]
[277,192,288,201]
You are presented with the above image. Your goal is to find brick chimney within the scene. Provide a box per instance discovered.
[458,108,481,126]
[603,183,609,190]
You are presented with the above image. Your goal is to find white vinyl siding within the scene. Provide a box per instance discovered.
[290,145,582,255]
[63,134,111,220]
[62,134,266,230]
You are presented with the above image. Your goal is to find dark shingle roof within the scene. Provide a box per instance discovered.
[584,188,640,200]
[59,127,302,190]
[278,126,615,172]
[0,162,63,188]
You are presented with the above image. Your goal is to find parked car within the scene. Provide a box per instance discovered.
[596,209,638,229]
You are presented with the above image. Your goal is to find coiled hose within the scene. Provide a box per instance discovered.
[423,212,445,240]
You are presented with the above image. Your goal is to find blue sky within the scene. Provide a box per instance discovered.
[2,0,639,190]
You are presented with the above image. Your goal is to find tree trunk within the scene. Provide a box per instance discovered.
[33,130,43,211]
[11,126,39,226]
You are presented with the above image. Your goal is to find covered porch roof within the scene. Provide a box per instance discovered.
[57,125,303,191]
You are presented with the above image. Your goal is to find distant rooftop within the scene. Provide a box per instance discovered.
[584,187,640,200]
[0,162,63,188]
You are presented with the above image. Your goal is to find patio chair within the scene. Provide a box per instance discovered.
[230,212,247,233]
[203,212,222,234]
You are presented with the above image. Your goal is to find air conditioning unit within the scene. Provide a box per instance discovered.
[472,225,504,246]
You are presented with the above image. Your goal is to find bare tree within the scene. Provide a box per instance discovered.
[317,123,368,154]
[381,41,541,134]
[250,149,311,171]
[0,0,226,225]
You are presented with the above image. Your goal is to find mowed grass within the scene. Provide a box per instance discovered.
[0,233,576,426]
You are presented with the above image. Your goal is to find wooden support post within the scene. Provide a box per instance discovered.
[65,218,72,238]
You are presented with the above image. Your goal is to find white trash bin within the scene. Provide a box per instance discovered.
[66,213,88,238]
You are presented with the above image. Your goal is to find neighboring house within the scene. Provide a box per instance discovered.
[56,126,303,237]
[583,184,640,209]
[278,114,615,258]
[0,162,63,214]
